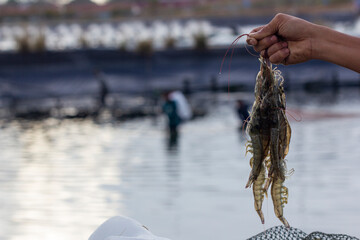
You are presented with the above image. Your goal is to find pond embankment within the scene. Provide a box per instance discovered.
[0,47,359,120]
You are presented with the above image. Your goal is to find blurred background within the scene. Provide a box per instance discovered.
[1,0,360,240]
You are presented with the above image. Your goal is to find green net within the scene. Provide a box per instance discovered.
[248,226,359,240]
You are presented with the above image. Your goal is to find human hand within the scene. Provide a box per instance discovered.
[246,13,316,65]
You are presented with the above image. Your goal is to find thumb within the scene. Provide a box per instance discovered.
[249,16,280,40]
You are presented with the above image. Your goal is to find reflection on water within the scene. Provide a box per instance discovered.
[166,130,179,153]
[1,89,360,240]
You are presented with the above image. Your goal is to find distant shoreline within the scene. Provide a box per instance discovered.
[1,3,356,27]
[0,47,358,95]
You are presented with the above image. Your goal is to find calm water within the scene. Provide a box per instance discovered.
[1,90,360,240]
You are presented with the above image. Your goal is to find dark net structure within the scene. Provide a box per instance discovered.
[248,226,359,240]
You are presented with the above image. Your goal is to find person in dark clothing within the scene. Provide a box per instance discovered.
[94,69,109,110]
[162,92,181,134]
[162,92,182,150]
[236,99,249,130]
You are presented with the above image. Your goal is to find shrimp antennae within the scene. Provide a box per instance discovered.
[227,34,247,93]
[219,33,259,97]
[241,114,251,134]
[285,109,302,122]
[219,33,250,75]
[274,107,302,122]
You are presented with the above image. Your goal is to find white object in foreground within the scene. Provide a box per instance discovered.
[89,216,171,240]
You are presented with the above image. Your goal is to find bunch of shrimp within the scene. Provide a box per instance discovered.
[245,56,292,228]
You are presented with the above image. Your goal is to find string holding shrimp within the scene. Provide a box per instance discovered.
[220,34,293,228]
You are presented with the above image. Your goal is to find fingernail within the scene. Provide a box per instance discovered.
[249,39,255,45]
[260,50,265,57]
[282,42,288,47]
[283,48,289,54]
[270,35,277,42]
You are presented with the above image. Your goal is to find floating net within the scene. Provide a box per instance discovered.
[248,226,359,240]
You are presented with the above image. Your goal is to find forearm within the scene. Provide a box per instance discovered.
[312,25,360,73]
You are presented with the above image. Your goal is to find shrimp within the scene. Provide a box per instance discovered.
[271,176,290,228]
[245,58,270,189]
[252,161,266,224]
[245,56,292,227]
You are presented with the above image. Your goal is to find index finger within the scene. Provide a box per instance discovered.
[246,26,264,45]
[249,16,281,40]
[249,25,265,34]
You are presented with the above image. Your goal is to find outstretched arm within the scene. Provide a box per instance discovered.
[247,13,360,73]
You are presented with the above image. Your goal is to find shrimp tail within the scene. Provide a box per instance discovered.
[271,177,290,228]
[253,162,266,224]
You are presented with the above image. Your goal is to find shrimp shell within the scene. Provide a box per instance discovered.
[271,176,290,228]
[253,162,266,224]
[245,56,292,227]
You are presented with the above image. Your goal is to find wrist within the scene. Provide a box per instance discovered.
[310,24,331,61]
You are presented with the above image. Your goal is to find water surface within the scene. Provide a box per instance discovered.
[1,90,360,240]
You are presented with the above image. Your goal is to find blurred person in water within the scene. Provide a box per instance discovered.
[236,99,250,131]
[162,91,193,149]
[246,13,360,73]
[162,91,182,148]
[94,69,109,110]
[162,90,193,133]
